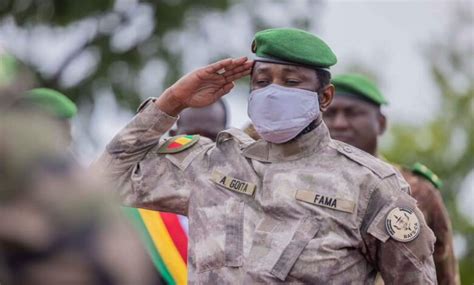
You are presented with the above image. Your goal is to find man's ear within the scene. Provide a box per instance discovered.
[377,112,387,135]
[319,84,334,112]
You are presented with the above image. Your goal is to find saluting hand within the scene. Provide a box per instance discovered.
[156,57,253,116]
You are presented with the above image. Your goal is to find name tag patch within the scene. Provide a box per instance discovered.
[295,190,355,213]
[211,170,256,196]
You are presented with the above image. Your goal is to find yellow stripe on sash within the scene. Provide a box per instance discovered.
[138,209,187,285]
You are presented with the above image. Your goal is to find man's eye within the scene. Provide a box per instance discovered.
[256,80,269,85]
[286,79,301,85]
[347,110,362,117]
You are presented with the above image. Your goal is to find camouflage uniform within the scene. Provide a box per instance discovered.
[98,99,437,284]
[0,112,160,285]
[401,169,460,285]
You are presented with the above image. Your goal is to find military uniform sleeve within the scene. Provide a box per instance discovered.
[361,174,437,284]
[95,98,213,215]
[426,186,459,285]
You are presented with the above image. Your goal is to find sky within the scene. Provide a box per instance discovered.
[320,1,452,124]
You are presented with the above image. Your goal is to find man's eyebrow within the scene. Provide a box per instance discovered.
[253,66,271,73]
[281,65,300,73]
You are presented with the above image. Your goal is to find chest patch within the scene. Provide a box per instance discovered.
[211,170,256,196]
[385,207,420,242]
[158,135,200,154]
[295,190,355,213]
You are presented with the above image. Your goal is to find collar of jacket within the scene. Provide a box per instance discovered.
[242,121,331,163]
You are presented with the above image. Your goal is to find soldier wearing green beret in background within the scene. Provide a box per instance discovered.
[96,28,436,283]
[13,88,78,145]
[0,91,162,284]
[324,73,459,285]
[22,88,78,119]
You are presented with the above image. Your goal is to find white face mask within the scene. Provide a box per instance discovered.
[247,84,320,144]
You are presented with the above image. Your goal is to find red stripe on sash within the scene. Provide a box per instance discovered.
[159,212,188,263]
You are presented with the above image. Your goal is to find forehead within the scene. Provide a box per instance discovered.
[329,95,379,110]
[252,61,316,76]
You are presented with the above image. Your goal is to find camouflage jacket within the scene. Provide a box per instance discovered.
[0,112,160,285]
[97,99,437,284]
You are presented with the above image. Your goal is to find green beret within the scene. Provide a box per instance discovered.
[252,28,337,69]
[410,162,443,189]
[332,73,388,106]
[23,88,77,119]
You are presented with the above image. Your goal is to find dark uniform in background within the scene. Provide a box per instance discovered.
[324,73,459,284]
[401,163,459,285]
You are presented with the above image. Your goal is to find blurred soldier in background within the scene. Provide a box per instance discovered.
[0,52,36,97]
[323,73,459,285]
[14,88,78,145]
[169,99,228,142]
[0,90,161,284]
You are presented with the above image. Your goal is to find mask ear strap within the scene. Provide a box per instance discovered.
[317,92,325,112]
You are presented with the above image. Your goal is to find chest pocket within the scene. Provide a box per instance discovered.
[194,198,245,272]
[224,199,245,267]
[248,215,320,281]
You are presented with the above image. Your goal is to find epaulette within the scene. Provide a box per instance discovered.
[332,141,394,179]
[157,135,200,154]
[410,162,443,189]
[216,128,255,149]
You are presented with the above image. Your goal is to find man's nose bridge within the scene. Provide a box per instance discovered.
[271,77,286,86]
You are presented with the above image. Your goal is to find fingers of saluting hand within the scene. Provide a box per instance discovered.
[221,60,253,77]
[204,57,253,78]
[224,56,251,73]
[214,82,236,99]
[205,58,234,74]
[224,68,252,82]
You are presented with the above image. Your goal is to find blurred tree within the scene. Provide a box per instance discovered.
[0,0,323,110]
[0,0,234,109]
[381,3,474,283]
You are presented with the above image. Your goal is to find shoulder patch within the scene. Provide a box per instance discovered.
[331,141,394,179]
[410,162,443,189]
[158,135,200,154]
[385,207,420,242]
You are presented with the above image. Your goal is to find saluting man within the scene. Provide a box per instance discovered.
[97,28,437,284]
[324,73,459,285]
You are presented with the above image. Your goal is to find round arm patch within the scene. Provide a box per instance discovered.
[385,207,420,242]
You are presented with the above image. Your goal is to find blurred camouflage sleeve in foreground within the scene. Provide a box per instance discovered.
[0,110,161,284]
